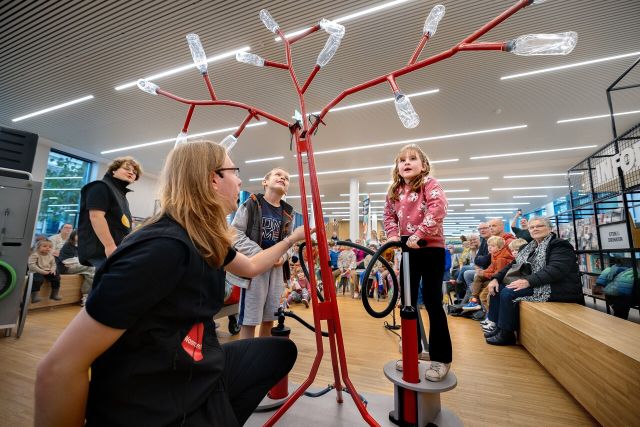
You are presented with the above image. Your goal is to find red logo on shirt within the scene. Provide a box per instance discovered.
[182,322,204,362]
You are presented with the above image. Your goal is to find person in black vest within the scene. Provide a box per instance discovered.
[35,140,308,426]
[78,156,142,269]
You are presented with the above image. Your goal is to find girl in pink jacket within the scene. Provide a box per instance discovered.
[383,144,452,382]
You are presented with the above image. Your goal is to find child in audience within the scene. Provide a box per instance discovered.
[508,238,528,257]
[28,239,62,303]
[383,143,451,382]
[287,269,310,307]
[463,236,514,312]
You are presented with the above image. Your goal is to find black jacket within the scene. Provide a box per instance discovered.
[495,234,584,304]
[474,237,491,269]
[78,174,133,265]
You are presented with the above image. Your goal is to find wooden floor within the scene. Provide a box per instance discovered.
[0,297,598,427]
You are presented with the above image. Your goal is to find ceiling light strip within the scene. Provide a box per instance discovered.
[492,186,566,191]
[470,145,597,160]
[114,46,251,90]
[101,121,267,154]
[245,156,285,163]
[504,172,582,178]
[12,95,94,122]
[501,51,640,80]
[557,109,640,124]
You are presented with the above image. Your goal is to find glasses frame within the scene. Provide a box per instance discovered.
[215,167,240,178]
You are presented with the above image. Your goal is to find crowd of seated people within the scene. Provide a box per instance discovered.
[445,216,583,346]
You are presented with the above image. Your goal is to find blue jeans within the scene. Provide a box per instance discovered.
[488,285,534,332]
[457,265,474,283]
[463,268,476,291]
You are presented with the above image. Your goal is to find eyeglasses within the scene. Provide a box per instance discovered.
[528,224,549,230]
[215,167,240,178]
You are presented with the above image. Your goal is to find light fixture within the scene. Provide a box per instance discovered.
[501,51,640,80]
[448,203,465,207]
[470,202,530,206]
[101,121,266,154]
[557,109,640,124]
[12,95,94,122]
[470,145,597,160]
[513,195,547,198]
[504,172,582,178]
[466,208,516,212]
[492,186,566,191]
[339,192,387,197]
[276,0,414,41]
[310,125,525,156]
[310,89,438,115]
[114,46,250,91]
[444,189,470,193]
[447,197,490,200]
[286,195,325,198]
[245,156,285,164]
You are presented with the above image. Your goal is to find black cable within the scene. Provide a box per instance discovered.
[297,242,324,302]
[284,310,329,337]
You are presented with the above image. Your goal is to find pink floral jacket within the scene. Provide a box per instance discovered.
[383,177,447,248]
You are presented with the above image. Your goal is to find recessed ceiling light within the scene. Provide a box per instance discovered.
[367,176,489,185]
[276,0,414,41]
[448,203,465,207]
[445,189,470,193]
[513,195,547,198]
[504,172,582,178]
[470,202,530,206]
[501,51,640,80]
[466,208,516,212]
[245,156,285,163]
[310,89,439,115]
[101,121,267,154]
[447,197,490,200]
[309,125,526,156]
[470,145,597,160]
[286,195,324,198]
[557,109,640,124]
[492,186,566,191]
[114,46,250,90]
[12,95,94,122]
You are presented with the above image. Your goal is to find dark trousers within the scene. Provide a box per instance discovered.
[32,272,60,292]
[221,337,297,425]
[400,242,452,363]
[488,286,534,332]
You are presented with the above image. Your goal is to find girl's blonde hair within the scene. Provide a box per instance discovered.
[508,238,528,252]
[387,144,431,201]
[144,140,234,266]
[487,235,505,249]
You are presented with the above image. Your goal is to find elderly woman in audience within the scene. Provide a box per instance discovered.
[484,217,584,345]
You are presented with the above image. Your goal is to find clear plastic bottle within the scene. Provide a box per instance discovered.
[319,19,345,39]
[394,92,420,128]
[236,52,265,67]
[186,33,208,73]
[316,35,341,68]
[508,32,577,56]
[260,9,279,33]
[220,134,238,152]
[137,79,159,95]
[423,5,445,36]
[175,131,188,147]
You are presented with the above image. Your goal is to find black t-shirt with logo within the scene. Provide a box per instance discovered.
[259,197,283,249]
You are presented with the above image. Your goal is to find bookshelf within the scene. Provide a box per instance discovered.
[563,122,640,315]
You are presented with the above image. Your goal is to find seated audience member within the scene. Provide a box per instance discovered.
[287,269,311,307]
[59,230,96,306]
[463,236,514,313]
[510,211,532,242]
[354,239,366,263]
[480,237,529,330]
[28,239,62,303]
[337,243,357,297]
[484,217,584,345]
[49,223,73,257]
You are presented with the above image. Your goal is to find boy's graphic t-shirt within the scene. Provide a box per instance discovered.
[259,198,283,249]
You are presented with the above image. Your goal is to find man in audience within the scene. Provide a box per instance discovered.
[49,223,73,257]
[78,156,142,269]
[511,210,532,242]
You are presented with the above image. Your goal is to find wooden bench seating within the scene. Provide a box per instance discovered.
[519,301,640,427]
[28,274,83,310]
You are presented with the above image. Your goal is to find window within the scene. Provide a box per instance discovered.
[35,150,93,236]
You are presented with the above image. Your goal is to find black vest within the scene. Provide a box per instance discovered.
[78,174,132,265]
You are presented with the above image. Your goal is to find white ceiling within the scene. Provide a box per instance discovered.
[2,0,640,231]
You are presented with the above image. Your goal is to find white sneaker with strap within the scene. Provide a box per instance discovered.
[425,361,450,382]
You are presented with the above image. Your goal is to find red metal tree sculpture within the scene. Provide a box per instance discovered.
[137,1,576,424]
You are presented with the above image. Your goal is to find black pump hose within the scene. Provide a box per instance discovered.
[298,240,400,318]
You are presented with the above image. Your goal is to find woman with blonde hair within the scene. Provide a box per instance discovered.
[35,141,307,426]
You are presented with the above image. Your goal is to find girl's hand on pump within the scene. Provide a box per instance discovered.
[406,234,421,249]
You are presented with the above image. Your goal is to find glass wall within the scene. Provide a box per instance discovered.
[35,150,93,236]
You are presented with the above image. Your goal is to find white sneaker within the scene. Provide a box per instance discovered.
[425,361,450,382]
[481,320,496,330]
[395,359,424,372]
